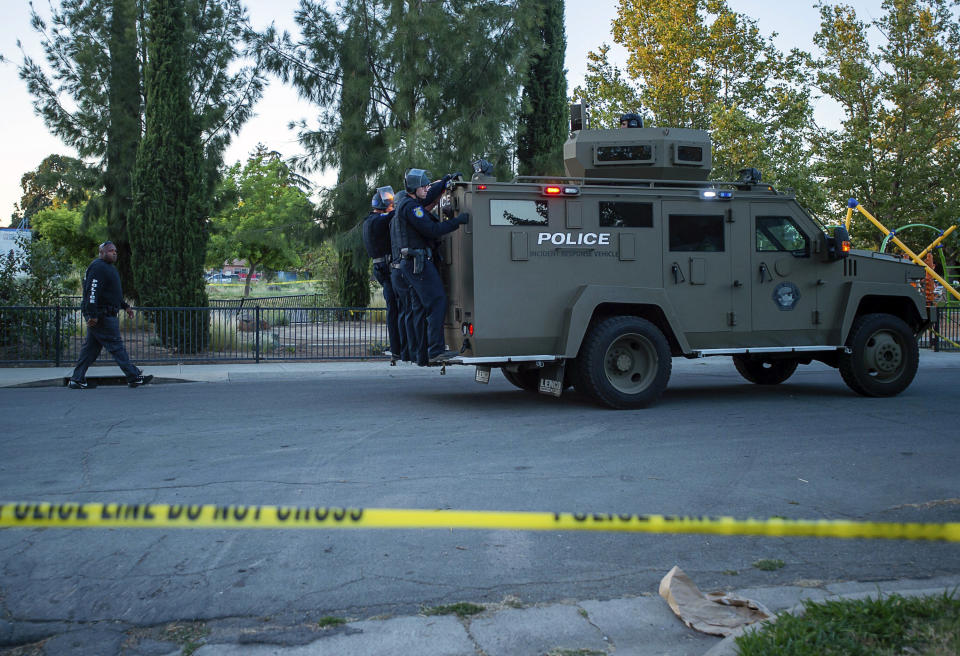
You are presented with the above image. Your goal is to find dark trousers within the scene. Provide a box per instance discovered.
[398,258,447,361]
[390,265,417,362]
[71,316,141,382]
[373,262,402,359]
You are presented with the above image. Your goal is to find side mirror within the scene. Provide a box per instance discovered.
[826,226,851,260]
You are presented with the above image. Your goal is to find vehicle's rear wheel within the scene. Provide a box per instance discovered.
[501,367,539,392]
[839,313,919,397]
[732,355,799,385]
[578,316,671,409]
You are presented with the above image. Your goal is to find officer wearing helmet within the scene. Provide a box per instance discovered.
[390,168,469,364]
[619,113,643,128]
[362,185,404,364]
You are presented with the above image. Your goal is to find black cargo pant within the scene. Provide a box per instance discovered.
[373,261,403,360]
[398,257,446,363]
[390,264,417,362]
[71,316,141,382]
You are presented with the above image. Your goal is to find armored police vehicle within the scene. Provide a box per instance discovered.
[434,117,929,409]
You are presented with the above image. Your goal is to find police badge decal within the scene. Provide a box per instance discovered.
[772,281,801,311]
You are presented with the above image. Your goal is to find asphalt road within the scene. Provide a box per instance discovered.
[1,355,958,647]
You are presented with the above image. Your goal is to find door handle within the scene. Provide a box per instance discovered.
[671,262,686,284]
[759,263,773,283]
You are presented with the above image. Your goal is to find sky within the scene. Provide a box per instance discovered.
[0,0,890,226]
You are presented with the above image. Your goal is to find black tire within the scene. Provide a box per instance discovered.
[839,313,919,397]
[501,367,539,392]
[578,316,672,409]
[732,355,799,385]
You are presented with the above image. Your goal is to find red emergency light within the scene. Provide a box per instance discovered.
[542,185,579,196]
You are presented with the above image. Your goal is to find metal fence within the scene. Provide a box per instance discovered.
[924,305,960,352]
[0,305,390,365]
[2,304,956,366]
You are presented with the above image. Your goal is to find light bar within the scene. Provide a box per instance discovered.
[701,189,734,200]
[542,185,580,197]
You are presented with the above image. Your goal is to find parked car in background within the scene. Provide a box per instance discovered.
[205,273,239,283]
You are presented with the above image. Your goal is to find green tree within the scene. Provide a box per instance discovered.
[208,149,316,297]
[609,0,824,215]
[812,0,960,257]
[130,0,207,352]
[18,0,265,299]
[255,0,532,305]
[10,155,100,228]
[30,205,107,269]
[516,0,568,177]
[102,0,141,301]
[569,45,643,129]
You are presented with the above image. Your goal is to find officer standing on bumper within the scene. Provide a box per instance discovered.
[391,168,469,364]
[68,241,150,388]
[362,186,404,364]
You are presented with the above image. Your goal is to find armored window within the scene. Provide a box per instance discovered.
[756,216,809,256]
[676,145,704,162]
[490,200,548,226]
[599,201,653,228]
[668,214,725,252]
[595,144,653,163]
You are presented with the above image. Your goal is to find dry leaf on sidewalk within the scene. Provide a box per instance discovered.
[658,565,772,637]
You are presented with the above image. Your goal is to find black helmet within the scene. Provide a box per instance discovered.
[404,168,431,193]
[371,185,395,210]
[619,113,643,128]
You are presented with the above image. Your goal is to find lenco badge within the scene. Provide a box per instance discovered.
[773,281,801,311]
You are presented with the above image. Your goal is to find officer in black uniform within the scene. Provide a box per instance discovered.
[619,112,643,128]
[391,168,469,364]
[68,241,150,388]
[362,186,404,363]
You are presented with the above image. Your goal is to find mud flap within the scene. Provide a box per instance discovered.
[474,365,491,384]
[538,362,565,397]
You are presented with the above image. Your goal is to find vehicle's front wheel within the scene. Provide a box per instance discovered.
[839,313,919,397]
[578,316,672,409]
[732,355,799,385]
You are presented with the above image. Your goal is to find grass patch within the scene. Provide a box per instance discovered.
[753,558,786,571]
[421,602,485,618]
[163,621,208,655]
[722,569,740,576]
[317,616,347,628]
[735,592,960,655]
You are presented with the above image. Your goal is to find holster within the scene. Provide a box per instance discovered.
[412,252,425,275]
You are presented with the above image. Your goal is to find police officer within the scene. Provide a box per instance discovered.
[68,241,151,388]
[391,168,469,364]
[619,112,643,128]
[362,186,404,363]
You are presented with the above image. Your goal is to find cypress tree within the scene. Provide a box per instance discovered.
[517,0,568,177]
[104,0,141,301]
[130,0,208,349]
[333,5,376,309]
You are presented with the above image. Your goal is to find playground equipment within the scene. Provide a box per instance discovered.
[844,200,960,304]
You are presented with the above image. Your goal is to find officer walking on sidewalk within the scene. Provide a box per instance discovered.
[391,169,469,364]
[362,186,404,364]
[68,241,151,389]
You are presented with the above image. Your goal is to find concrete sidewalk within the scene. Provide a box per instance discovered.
[2,348,957,388]
[98,576,955,655]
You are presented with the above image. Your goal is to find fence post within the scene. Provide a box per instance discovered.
[255,305,261,363]
[54,305,62,366]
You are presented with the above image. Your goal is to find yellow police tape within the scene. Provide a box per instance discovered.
[1,502,959,541]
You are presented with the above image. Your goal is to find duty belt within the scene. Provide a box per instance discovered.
[372,257,387,264]
[400,247,432,259]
